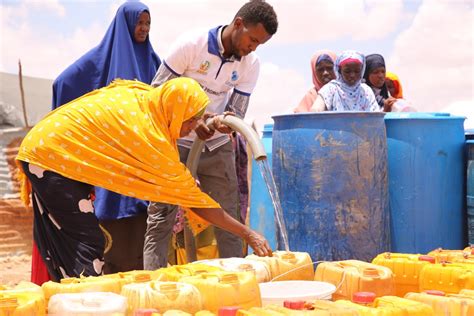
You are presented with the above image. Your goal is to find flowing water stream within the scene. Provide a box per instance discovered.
[256,159,290,251]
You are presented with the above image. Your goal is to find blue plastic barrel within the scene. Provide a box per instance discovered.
[385,112,466,253]
[466,129,474,140]
[249,124,277,251]
[272,112,389,262]
[467,140,474,245]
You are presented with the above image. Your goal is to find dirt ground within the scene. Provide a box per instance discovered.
[0,198,33,286]
[0,254,31,286]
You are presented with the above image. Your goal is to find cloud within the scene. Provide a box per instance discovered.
[246,62,307,130]
[388,0,473,112]
[442,101,474,129]
[272,0,404,43]
[0,0,107,78]
[147,0,404,48]
[1,0,405,79]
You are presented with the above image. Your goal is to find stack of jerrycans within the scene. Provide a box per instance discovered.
[428,248,474,264]
[334,292,434,315]
[0,282,46,315]
[372,252,435,296]
[405,289,474,315]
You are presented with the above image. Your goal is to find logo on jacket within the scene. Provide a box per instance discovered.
[231,71,238,81]
[197,60,211,74]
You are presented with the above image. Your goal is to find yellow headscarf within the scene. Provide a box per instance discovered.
[386,71,404,99]
[16,78,218,234]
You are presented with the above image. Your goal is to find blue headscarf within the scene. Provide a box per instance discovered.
[52,1,161,220]
[52,1,161,109]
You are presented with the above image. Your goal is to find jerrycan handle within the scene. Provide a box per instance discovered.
[0,297,19,309]
[280,252,297,263]
[134,273,152,283]
[174,266,193,276]
[201,273,239,284]
[362,268,381,279]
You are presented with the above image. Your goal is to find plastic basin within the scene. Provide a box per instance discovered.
[259,280,336,306]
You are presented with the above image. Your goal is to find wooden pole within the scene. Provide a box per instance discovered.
[18,60,29,128]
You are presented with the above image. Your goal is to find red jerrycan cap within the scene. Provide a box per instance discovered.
[218,306,241,316]
[352,292,376,304]
[283,300,306,310]
[134,309,159,316]
[418,255,436,263]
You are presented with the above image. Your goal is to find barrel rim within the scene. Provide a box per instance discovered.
[272,111,386,120]
[384,112,466,120]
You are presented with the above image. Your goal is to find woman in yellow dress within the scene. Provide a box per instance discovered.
[16,77,271,281]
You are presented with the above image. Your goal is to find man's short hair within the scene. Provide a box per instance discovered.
[235,0,278,35]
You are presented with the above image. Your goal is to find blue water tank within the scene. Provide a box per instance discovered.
[467,140,474,245]
[272,112,389,262]
[385,112,466,253]
[249,123,277,251]
[466,129,474,140]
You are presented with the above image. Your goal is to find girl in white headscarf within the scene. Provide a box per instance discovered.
[310,51,378,112]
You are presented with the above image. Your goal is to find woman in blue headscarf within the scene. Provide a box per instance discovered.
[42,1,161,279]
[52,1,160,108]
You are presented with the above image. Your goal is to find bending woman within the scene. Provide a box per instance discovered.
[17,78,271,281]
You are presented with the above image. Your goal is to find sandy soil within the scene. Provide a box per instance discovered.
[0,253,31,286]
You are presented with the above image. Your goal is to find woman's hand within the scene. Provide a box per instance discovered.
[383,97,397,112]
[195,113,216,140]
[190,207,273,257]
[243,229,273,257]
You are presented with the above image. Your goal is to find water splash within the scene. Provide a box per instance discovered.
[256,159,290,252]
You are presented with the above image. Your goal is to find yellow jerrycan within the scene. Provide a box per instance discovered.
[314,260,394,300]
[0,290,45,316]
[154,263,223,282]
[372,252,435,296]
[47,292,127,315]
[310,299,360,315]
[427,248,472,263]
[121,281,202,315]
[179,271,261,313]
[41,276,121,306]
[373,295,434,315]
[406,290,474,316]
[419,262,474,294]
[246,251,314,281]
[193,258,272,283]
[100,270,159,289]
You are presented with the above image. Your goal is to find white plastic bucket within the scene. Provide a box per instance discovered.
[259,281,336,306]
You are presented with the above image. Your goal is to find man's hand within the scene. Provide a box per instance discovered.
[194,113,216,140]
[211,111,235,134]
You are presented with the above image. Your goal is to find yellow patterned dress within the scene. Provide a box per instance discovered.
[16,78,219,279]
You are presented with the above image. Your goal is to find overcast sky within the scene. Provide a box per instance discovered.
[1,0,472,128]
